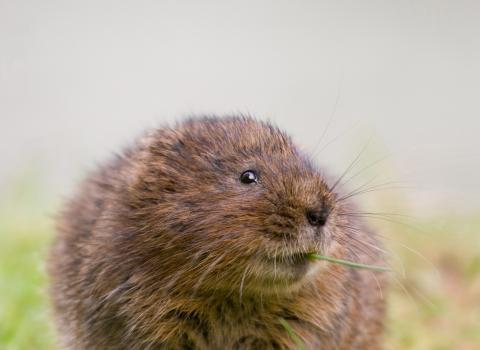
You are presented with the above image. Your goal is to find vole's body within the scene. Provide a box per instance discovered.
[49,116,387,349]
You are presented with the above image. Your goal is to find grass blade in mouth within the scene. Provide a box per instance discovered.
[279,318,307,350]
[306,253,391,272]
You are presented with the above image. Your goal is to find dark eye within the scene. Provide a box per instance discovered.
[240,170,258,184]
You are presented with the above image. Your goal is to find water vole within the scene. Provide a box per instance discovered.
[49,116,388,349]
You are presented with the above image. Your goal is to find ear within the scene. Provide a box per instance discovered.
[125,129,190,202]
[171,139,185,153]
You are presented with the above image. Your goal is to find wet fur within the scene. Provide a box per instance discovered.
[49,116,388,349]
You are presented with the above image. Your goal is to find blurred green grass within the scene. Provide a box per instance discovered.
[384,213,480,350]
[0,218,55,350]
[1,192,479,349]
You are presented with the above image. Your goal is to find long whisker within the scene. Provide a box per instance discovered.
[307,253,391,271]
[156,240,221,295]
[337,216,439,280]
[338,154,392,188]
[337,211,414,219]
[311,78,342,157]
[273,246,278,281]
[313,121,361,158]
[337,212,427,234]
[336,181,407,202]
[335,224,406,277]
[329,137,372,192]
[391,272,439,313]
[370,271,384,300]
[378,234,440,279]
[392,275,421,314]
[192,252,228,295]
[239,265,249,304]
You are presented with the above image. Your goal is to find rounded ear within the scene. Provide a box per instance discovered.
[120,128,187,205]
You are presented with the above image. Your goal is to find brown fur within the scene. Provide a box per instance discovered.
[48,116,388,349]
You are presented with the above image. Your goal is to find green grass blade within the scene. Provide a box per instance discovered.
[279,318,307,350]
[307,253,391,272]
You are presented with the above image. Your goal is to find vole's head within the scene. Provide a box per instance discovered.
[123,116,345,296]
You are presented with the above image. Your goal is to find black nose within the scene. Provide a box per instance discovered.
[306,209,328,227]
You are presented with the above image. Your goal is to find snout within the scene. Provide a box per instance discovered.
[305,208,329,227]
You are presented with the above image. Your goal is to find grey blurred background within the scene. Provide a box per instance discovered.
[1,0,479,214]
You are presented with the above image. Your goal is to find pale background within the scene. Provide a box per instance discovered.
[1,0,479,213]
[1,2,480,349]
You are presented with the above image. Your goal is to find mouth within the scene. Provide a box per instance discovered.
[269,252,311,266]
[238,250,323,293]
[259,251,318,282]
